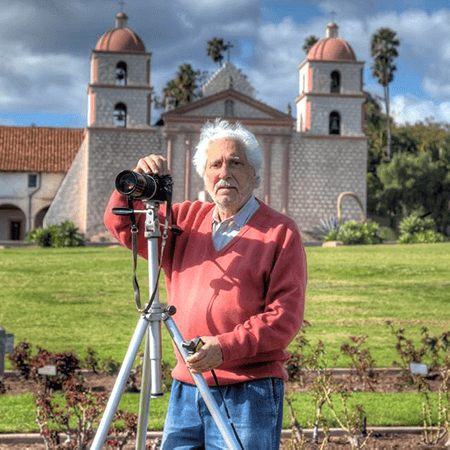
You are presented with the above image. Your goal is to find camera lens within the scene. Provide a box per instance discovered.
[116,171,138,196]
[115,170,162,201]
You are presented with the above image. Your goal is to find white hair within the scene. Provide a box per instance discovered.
[193,119,262,188]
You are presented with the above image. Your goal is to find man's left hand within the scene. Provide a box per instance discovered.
[185,336,223,373]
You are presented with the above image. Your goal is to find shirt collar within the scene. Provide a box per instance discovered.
[212,196,258,227]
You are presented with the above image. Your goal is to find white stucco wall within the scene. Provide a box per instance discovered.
[0,171,64,239]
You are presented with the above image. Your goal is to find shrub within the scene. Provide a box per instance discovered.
[35,374,138,449]
[25,221,85,248]
[324,220,384,245]
[398,230,445,244]
[8,341,33,379]
[313,215,342,240]
[399,213,435,236]
[58,220,86,247]
[9,341,80,390]
[378,226,396,242]
[398,214,445,244]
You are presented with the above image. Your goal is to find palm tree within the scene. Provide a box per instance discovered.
[371,28,400,162]
[302,35,319,54]
[163,63,200,108]
[207,37,228,65]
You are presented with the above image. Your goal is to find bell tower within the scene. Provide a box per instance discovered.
[296,22,366,136]
[88,12,153,129]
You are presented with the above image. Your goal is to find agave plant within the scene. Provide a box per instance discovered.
[313,215,341,240]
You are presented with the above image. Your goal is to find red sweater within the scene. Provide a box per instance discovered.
[104,190,307,385]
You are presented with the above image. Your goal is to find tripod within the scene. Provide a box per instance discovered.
[90,201,242,450]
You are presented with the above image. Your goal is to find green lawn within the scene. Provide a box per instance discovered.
[0,391,442,433]
[0,243,449,432]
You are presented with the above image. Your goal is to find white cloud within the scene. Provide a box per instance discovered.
[10,51,83,79]
[175,0,254,15]
[423,77,450,98]
[222,20,256,35]
[438,102,450,122]
[0,42,86,112]
[0,41,81,75]
[177,12,195,30]
[390,95,447,125]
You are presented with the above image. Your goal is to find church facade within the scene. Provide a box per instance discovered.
[44,13,368,238]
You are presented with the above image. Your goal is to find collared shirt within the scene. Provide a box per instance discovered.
[212,196,260,250]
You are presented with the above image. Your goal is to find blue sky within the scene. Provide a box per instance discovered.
[1,0,450,128]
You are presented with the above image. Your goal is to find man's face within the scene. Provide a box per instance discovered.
[204,137,256,218]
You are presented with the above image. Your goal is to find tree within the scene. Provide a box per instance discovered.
[371,28,400,162]
[365,93,386,173]
[162,63,202,109]
[376,152,450,232]
[303,35,319,54]
[408,119,449,161]
[207,37,229,65]
[390,127,418,155]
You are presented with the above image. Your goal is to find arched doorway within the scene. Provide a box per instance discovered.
[34,206,50,229]
[0,205,26,240]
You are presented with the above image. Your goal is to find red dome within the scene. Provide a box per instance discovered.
[95,13,146,53]
[307,22,356,62]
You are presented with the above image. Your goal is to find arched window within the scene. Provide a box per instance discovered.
[115,62,127,85]
[114,103,127,127]
[224,100,234,117]
[329,111,341,135]
[330,70,340,93]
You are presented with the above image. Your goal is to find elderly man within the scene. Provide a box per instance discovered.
[104,119,307,449]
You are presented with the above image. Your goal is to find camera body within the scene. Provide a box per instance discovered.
[115,170,173,202]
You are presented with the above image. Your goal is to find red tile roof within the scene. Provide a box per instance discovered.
[0,126,85,172]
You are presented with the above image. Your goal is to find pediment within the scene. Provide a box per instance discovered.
[162,89,293,127]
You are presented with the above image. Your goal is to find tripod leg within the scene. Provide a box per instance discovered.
[163,317,243,450]
[136,315,163,450]
[136,330,152,450]
[91,314,150,450]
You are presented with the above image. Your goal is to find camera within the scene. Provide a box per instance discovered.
[115,170,173,202]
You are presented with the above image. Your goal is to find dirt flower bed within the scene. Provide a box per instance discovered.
[1,367,444,396]
[0,433,448,450]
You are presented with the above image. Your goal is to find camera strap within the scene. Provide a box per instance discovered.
[142,191,172,315]
[127,197,143,311]
[211,369,245,449]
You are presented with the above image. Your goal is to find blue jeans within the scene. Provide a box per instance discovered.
[161,378,284,450]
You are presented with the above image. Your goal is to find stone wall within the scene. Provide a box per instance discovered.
[202,62,254,98]
[288,134,367,232]
[90,87,151,129]
[91,53,151,86]
[308,96,365,136]
[309,61,363,95]
[86,128,163,236]
[44,137,88,232]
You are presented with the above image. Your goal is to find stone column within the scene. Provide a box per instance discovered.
[184,135,193,201]
[281,137,291,215]
[263,137,273,205]
[164,133,177,173]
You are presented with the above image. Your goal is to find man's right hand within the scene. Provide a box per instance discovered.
[134,154,169,176]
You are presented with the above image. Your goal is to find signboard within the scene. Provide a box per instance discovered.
[38,365,57,376]
[410,362,428,376]
[5,334,14,354]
